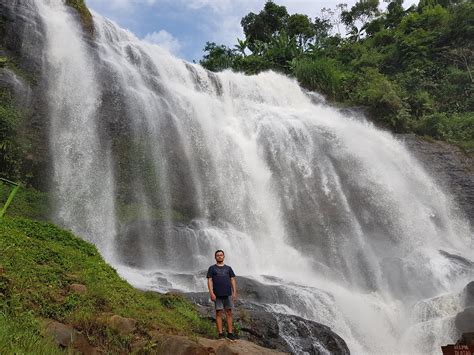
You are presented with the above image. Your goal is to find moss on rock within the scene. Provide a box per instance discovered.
[65,0,94,35]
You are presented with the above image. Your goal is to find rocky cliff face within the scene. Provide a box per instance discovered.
[0,0,50,188]
[399,134,474,227]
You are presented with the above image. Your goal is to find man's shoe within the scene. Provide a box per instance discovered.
[218,333,225,339]
[226,333,238,341]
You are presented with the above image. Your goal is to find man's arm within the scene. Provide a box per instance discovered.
[231,277,237,302]
[207,277,216,301]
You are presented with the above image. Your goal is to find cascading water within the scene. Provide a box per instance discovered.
[36,0,117,259]
[30,0,473,353]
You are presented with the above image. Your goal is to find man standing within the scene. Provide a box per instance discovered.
[206,250,238,340]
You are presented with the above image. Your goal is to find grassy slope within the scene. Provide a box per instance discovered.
[0,184,50,220]
[0,217,213,353]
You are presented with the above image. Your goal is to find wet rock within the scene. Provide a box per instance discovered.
[0,2,53,190]
[455,307,474,333]
[185,280,350,355]
[274,314,349,355]
[438,251,473,271]
[116,221,205,270]
[0,1,45,76]
[399,134,474,226]
[463,281,474,307]
[454,282,474,334]
[107,315,137,335]
[68,283,87,294]
[0,68,32,106]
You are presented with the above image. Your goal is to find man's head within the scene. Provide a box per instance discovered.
[215,250,225,263]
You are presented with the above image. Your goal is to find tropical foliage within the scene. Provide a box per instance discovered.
[200,0,473,150]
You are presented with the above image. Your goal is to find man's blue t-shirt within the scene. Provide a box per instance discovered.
[206,264,235,297]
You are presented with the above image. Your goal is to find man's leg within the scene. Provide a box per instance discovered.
[215,297,225,336]
[223,296,237,340]
[216,310,224,334]
[225,308,233,334]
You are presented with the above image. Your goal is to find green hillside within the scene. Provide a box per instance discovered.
[0,217,213,353]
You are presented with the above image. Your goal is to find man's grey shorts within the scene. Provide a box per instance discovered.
[214,296,233,310]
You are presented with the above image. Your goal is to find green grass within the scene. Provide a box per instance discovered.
[0,312,64,354]
[0,184,50,220]
[65,0,94,35]
[0,217,214,353]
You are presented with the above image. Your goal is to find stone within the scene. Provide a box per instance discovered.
[185,279,350,355]
[43,320,76,347]
[455,307,474,333]
[463,281,474,307]
[149,333,286,355]
[68,283,87,294]
[150,334,210,355]
[107,315,137,335]
[400,134,474,225]
[198,337,286,355]
[42,319,92,353]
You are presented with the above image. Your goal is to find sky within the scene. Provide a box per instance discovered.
[86,0,418,62]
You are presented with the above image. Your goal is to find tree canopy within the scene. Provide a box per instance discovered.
[200,0,473,150]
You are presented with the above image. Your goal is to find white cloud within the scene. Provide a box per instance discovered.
[143,30,183,55]
[186,0,234,12]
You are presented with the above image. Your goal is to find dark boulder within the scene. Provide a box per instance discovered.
[454,281,474,334]
[463,281,474,307]
[184,290,349,355]
[455,307,474,333]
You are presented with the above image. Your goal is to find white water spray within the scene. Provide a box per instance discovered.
[36,0,117,259]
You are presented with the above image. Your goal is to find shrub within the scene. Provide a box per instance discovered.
[291,57,348,100]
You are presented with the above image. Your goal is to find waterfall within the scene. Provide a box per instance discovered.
[31,0,473,353]
[36,0,117,259]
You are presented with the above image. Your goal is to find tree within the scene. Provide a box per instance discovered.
[234,38,248,57]
[241,1,289,49]
[287,13,315,48]
[341,0,381,41]
[199,42,236,72]
[384,0,407,28]
[266,31,301,71]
